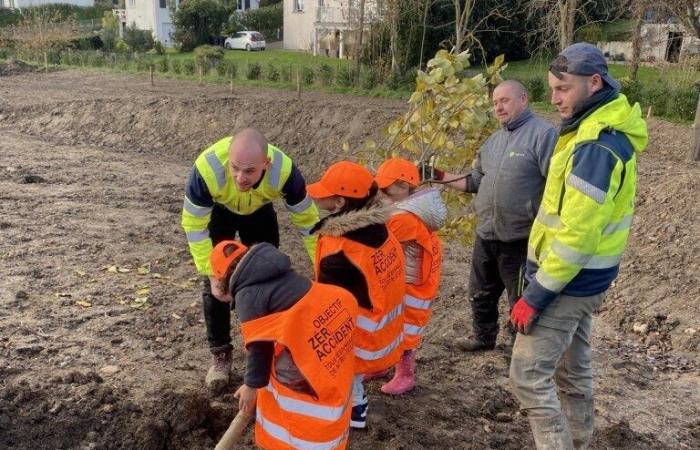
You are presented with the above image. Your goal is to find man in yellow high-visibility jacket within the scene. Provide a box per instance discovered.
[181,128,319,392]
[509,44,648,449]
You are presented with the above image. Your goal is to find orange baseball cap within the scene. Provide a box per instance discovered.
[307,161,374,199]
[375,158,420,188]
[210,240,248,280]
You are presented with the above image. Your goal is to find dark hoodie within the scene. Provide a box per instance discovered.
[311,205,391,310]
[228,243,312,388]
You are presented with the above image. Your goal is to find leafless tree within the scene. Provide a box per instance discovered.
[524,0,628,52]
[661,0,700,38]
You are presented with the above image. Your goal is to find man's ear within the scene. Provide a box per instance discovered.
[589,73,603,94]
[334,196,347,211]
[264,156,272,169]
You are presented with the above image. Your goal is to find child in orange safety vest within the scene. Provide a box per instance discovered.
[209,240,359,450]
[373,157,446,395]
[307,161,406,429]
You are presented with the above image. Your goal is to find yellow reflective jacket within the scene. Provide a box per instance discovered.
[181,137,319,275]
[524,94,648,310]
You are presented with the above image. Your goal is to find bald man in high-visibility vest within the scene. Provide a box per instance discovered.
[181,128,319,392]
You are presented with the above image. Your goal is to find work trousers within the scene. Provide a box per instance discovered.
[509,292,605,420]
[467,236,527,343]
[203,203,280,353]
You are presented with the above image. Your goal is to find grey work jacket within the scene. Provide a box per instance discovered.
[466,109,558,242]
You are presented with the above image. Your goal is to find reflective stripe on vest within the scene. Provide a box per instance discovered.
[204,151,226,189]
[603,214,633,235]
[268,149,283,189]
[186,229,210,242]
[183,197,212,217]
[354,332,403,361]
[404,294,431,310]
[265,383,348,422]
[256,409,349,450]
[404,324,425,336]
[287,194,313,214]
[356,303,402,333]
[551,240,623,269]
[536,209,561,229]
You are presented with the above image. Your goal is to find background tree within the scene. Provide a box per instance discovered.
[100,11,120,52]
[661,0,700,38]
[172,0,227,51]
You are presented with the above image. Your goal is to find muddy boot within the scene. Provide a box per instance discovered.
[528,414,574,450]
[205,349,232,393]
[455,336,495,352]
[380,350,415,395]
[560,395,594,450]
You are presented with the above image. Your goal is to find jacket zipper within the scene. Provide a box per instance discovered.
[491,130,510,239]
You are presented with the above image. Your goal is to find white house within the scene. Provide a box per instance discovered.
[0,0,93,7]
[112,0,177,46]
[284,0,380,57]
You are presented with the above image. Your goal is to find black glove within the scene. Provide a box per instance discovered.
[417,158,444,181]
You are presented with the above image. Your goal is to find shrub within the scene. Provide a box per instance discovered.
[267,63,280,82]
[619,77,642,106]
[666,82,700,121]
[246,62,261,79]
[193,44,224,71]
[171,58,182,74]
[101,11,120,52]
[281,64,292,82]
[123,22,155,52]
[361,67,380,90]
[524,77,546,102]
[156,57,168,73]
[317,63,334,85]
[576,23,603,43]
[300,66,314,85]
[642,83,668,117]
[114,39,129,54]
[183,58,196,75]
[336,65,353,87]
[153,40,166,55]
[219,59,237,78]
[233,3,282,38]
[172,0,228,52]
[402,67,418,91]
[385,70,401,90]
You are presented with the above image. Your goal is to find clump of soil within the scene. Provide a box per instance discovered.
[0,59,36,76]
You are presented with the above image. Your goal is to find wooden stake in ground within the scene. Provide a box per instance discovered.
[149,65,154,86]
[214,410,252,450]
[296,69,301,99]
[692,93,700,161]
[229,74,234,95]
[198,65,203,86]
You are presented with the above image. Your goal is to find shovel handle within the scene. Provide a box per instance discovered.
[214,410,252,450]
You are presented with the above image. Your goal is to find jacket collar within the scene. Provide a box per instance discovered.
[504,108,533,132]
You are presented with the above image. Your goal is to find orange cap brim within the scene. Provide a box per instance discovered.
[374,175,396,189]
[306,181,335,199]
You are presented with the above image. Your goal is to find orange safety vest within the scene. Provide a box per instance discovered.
[240,282,358,450]
[314,232,405,374]
[387,212,443,349]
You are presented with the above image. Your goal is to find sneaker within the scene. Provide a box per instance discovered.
[455,337,496,352]
[350,402,368,429]
[205,349,232,393]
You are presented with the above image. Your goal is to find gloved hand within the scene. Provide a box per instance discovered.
[417,156,444,182]
[510,297,539,335]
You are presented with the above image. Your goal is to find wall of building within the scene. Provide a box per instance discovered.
[125,0,174,46]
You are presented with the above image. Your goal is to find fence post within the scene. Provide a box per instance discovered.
[296,68,301,99]
[150,65,154,86]
[229,73,234,95]
[692,93,700,162]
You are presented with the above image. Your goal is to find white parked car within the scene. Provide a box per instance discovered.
[224,31,266,51]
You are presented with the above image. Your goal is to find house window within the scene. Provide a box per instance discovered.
[293,0,304,12]
[160,0,166,8]
[128,0,135,6]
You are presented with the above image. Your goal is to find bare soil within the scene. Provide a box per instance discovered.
[1,67,699,450]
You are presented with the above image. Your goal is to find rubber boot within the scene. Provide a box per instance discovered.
[205,349,232,393]
[380,350,415,395]
[560,395,594,450]
[363,368,390,382]
[528,414,574,450]
[455,336,496,352]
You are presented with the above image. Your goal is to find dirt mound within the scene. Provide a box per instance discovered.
[0,59,36,76]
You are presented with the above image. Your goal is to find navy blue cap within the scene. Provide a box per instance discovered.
[549,42,620,90]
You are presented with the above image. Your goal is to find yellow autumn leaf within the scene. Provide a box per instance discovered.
[76,300,92,308]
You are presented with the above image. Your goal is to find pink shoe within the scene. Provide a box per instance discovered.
[380,351,415,395]
[363,368,390,382]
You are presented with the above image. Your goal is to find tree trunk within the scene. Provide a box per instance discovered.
[354,0,366,83]
[453,0,463,53]
[692,93,700,161]
[559,0,576,50]
[389,1,399,72]
[630,0,644,81]
[418,0,430,69]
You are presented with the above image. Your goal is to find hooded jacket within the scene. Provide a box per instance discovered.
[228,243,312,388]
[389,188,446,285]
[311,204,393,310]
[524,93,648,311]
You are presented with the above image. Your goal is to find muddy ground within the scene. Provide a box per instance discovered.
[1,67,699,450]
